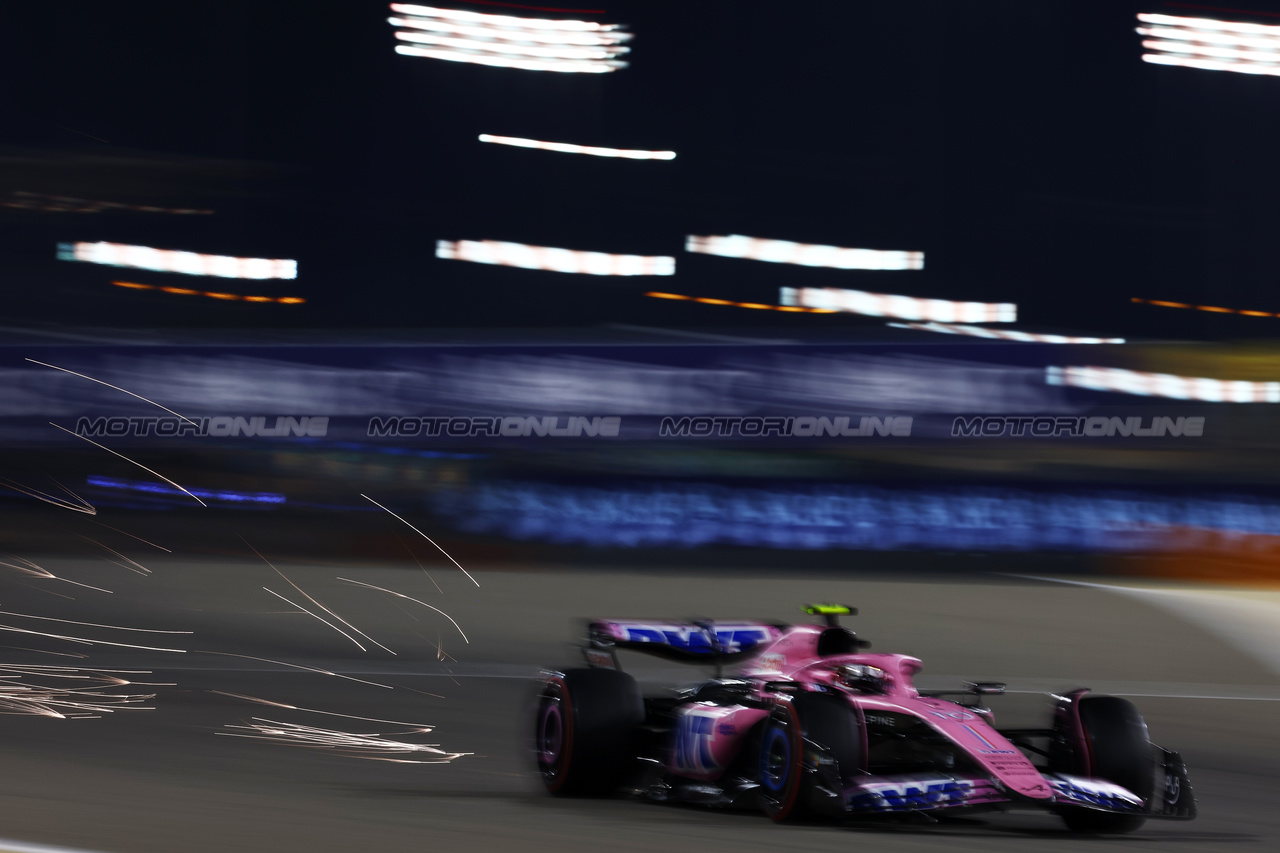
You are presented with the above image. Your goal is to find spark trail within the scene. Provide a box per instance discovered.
[360,494,478,587]
[25,358,198,425]
[48,423,207,507]
[336,577,469,643]
[0,663,161,718]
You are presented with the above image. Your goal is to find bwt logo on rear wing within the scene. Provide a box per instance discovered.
[589,621,783,659]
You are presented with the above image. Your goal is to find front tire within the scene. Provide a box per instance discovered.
[758,701,805,821]
[534,668,643,796]
[1059,695,1153,834]
[757,692,860,822]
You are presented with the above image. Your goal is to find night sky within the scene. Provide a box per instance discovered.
[4,0,1280,339]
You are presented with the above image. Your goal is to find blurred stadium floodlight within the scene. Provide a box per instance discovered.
[436,239,675,275]
[686,235,924,270]
[1047,365,1280,402]
[1138,12,1280,76]
[890,321,1124,344]
[478,134,674,160]
[388,3,631,73]
[782,286,1016,323]
[57,242,297,279]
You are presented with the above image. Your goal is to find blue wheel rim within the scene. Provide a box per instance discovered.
[761,725,791,792]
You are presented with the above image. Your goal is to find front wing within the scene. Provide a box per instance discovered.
[809,747,1196,819]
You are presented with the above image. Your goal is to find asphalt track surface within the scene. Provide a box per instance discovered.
[0,559,1276,853]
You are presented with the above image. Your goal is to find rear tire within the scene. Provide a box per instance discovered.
[1059,695,1153,834]
[534,668,643,796]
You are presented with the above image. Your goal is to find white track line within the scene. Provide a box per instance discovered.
[0,838,114,853]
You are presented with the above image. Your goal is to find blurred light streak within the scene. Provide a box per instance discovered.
[220,716,469,763]
[360,494,479,587]
[2,190,212,214]
[87,476,285,505]
[436,239,674,275]
[478,133,674,159]
[645,291,837,313]
[1138,12,1280,75]
[0,476,96,514]
[395,29,626,60]
[58,242,296,279]
[687,235,924,270]
[26,357,198,426]
[1132,296,1280,318]
[781,286,1017,323]
[110,281,305,304]
[388,3,630,73]
[443,481,1280,551]
[1047,365,1280,402]
[48,423,207,507]
[888,321,1125,344]
[195,651,393,690]
[337,577,469,643]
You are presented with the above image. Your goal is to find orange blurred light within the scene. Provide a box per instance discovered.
[643,291,835,314]
[110,280,303,305]
[1135,296,1280,318]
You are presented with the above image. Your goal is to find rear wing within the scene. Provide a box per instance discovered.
[586,620,784,667]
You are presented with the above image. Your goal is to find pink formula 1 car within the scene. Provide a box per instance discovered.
[533,605,1196,832]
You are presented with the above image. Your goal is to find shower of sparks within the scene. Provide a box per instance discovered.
[0,554,114,594]
[48,423,207,507]
[263,587,368,652]
[0,609,192,635]
[0,554,55,579]
[211,690,431,726]
[90,520,171,552]
[0,645,87,659]
[0,475,97,514]
[78,535,151,575]
[0,663,160,718]
[0,622,187,653]
[360,494,478,587]
[398,536,442,594]
[336,577,469,643]
[243,539,396,655]
[25,358,198,426]
[220,717,469,763]
[194,651,393,690]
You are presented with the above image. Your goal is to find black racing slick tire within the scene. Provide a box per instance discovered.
[758,692,861,822]
[1060,695,1154,834]
[534,668,643,796]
